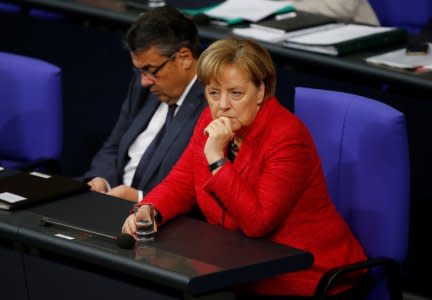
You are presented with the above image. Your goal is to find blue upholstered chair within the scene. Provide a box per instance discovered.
[0,2,21,13]
[295,87,410,300]
[0,2,64,19]
[0,52,62,172]
[369,0,431,32]
[29,8,64,20]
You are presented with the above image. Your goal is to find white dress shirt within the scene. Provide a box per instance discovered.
[120,75,197,201]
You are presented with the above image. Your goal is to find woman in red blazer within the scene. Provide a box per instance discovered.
[122,38,366,298]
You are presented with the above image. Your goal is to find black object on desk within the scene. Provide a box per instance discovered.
[0,169,90,210]
[251,11,336,33]
[406,41,429,55]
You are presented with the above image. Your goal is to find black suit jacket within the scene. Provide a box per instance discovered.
[83,73,206,196]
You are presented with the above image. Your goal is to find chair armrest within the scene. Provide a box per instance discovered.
[314,257,402,300]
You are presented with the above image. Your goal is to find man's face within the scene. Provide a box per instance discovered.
[131,47,190,105]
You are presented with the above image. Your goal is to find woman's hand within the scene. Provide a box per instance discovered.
[122,213,137,237]
[203,117,236,164]
[122,205,157,238]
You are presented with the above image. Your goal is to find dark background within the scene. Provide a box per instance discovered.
[0,8,430,299]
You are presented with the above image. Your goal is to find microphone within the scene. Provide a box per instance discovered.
[116,233,136,249]
[40,217,135,249]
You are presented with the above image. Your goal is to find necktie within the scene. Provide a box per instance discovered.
[131,104,177,188]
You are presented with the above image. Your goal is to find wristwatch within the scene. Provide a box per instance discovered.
[209,158,226,172]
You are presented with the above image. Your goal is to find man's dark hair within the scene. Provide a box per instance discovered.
[126,7,200,58]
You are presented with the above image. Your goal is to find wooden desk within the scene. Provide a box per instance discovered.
[0,192,313,300]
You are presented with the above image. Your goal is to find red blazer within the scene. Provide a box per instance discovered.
[141,97,366,296]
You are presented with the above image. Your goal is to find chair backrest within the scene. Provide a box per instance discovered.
[0,1,64,19]
[295,87,410,263]
[0,52,62,169]
[0,2,21,13]
[369,0,431,32]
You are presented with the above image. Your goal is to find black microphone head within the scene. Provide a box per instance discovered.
[116,233,136,249]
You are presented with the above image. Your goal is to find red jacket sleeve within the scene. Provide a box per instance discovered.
[138,114,209,223]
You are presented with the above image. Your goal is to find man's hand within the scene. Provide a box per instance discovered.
[87,177,108,193]
[107,185,139,202]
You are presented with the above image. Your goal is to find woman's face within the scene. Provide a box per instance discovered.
[205,65,265,132]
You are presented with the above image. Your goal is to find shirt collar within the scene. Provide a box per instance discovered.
[175,75,197,109]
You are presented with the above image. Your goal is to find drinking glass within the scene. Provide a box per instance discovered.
[135,204,156,244]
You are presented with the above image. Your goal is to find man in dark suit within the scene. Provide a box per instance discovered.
[82,7,206,202]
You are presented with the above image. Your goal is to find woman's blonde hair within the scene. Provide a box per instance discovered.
[197,38,276,98]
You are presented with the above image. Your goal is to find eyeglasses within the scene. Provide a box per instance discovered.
[138,52,177,80]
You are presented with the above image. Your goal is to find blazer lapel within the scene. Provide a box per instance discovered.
[232,140,255,174]
[231,97,274,174]
[136,81,205,187]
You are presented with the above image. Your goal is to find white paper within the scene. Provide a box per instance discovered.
[283,43,338,55]
[284,23,341,39]
[0,192,27,203]
[30,171,51,179]
[233,27,287,43]
[55,233,75,240]
[205,0,293,22]
[287,24,393,45]
[0,167,4,171]
[366,45,432,70]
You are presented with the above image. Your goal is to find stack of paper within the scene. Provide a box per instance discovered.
[366,45,432,70]
[233,27,288,43]
[205,0,294,25]
[233,11,336,43]
[282,24,406,56]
